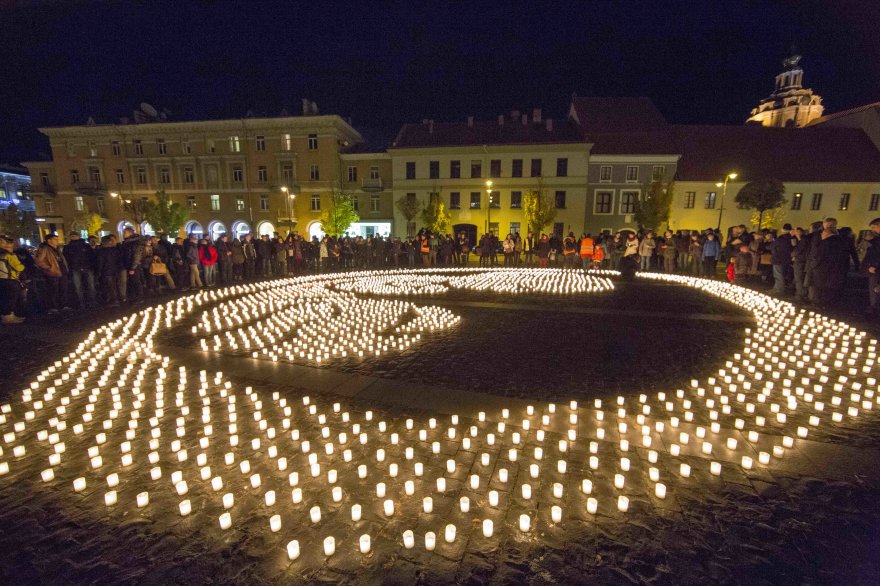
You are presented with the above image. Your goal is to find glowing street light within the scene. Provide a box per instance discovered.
[715,172,738,232]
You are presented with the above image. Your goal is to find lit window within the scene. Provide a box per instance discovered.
[311,194,321,211]
[74,196,84,211]
[236,197,245,211]
[229,136,241,152]
[308,134,318,150]
[283,134,292,151]
[187,196,196,210]
[791,192,803,210]
[705,192,717,209]
[839,193,850,211]
[210,194,220,211]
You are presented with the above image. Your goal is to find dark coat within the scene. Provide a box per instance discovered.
[810,234,849,289]
[63,238,96,271]
[95,245,122,277]
[770,234,794,266]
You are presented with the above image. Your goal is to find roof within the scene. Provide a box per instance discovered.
[569,97,678,155]
[671,125,880,182]
[808,101,880,126]
[391,119,585,149]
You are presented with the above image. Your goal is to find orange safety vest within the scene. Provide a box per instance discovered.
[579,238,594,258]
[592,245,605,262]
[420,238,430,253]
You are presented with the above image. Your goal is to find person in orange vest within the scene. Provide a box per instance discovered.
[578,233,594,271]
[420,232,431,267]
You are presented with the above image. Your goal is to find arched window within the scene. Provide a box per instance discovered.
[208,221,227,241]
[308,221,325,240]
[185,220,204,237]
[256,221,275,237]
[231,220,250,240]
[117,220,135,237]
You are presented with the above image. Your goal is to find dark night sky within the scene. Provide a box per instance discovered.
[1,0,879,165]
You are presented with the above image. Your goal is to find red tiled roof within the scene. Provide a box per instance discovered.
[569,97,677,155]
[390,119,585,148]
[671,125,880,182]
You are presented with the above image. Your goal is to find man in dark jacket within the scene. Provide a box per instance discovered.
[171,237,187,290]
[257,235,272,277]
[63,232,97,308]
[119,228,145,303]
[96,234,122,306]
[864,218,880,316]
[809,227,849,309]
[242,234,256,280]
[215,234,233,284]
[770,223,794,296]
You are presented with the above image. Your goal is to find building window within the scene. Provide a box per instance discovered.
[620,190,638,214]
[133,140,143,155]
[260,194,269,211]
[112,141,121,156]
[553,222,564,236]
[450,192,461,209]
[595,191,612,214]
[136,168,146,184]
[599,165,612,182]
[45,199,55,214]
[308,134,318,150]
[554,190,566,209]
[88,142,97,157]
[70,170,79,185]
[489,191,500,209]
[74,196,84,211]
[207,139,216,153]
[210,194,220,211]
[187,195,196,210]
[229,136,241,152]
[791,192,803,210]
[370,193,380,212]
[870,194,880,212]
[626,166,639,182]
[429,160,440,179]
[530,159,542,177]
[512,159,523,178]
[157,139,167,155]
[369,166,379,180]
[311,194,321,211]
[0,187,6,199]
[182,140,191,154]
[510,221,521,235]
[309,164,319,181]
[470,192,481,209]
[705,191,717,209]
[839,193,850,211]
[283,134,292,151]
[282,164,293,182]
[89,167,101,183]
[510,190,522,209]
[40,172,49,186]
[97,196,105,213]
[556,158,568,177]
[236,197,245,211]
[348,166,358,182]
[405,162,416,180]
[471,160,482,179]
[811,193,823,211]
[258,166,268,182]
[352,196,359,212]
[488,222,499,236]
[450,160,461,179]
[232,167,244,183]
[652,166,665,181]
[490,159,501,178]
[684,191,695,208]
[184,167,194,184]
[255,135,265,151]
[159,168,170,184]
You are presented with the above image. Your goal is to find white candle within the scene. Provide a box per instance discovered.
[522,484,532,499]
[581,479,593,494]
[425,531,436,551]
[179,499,191,516]
[551,505,562,523]
[292,488,302,503]
[680,463,691,478]
[223,493,234,509]
[376,482,386,498]
[423,496,433,513]
[403,529,415,549]
[519,514,530,532]
[617,495,629,512]
[436,477,446,492]
[553,482,564,498]
[270,515,281,532]
[137,492,149,508]
[489,490,499,507]
[460,496,470,512]
[332,486,343,502]
[323,536,335,556]
[105,490,117,506]
[287,540,300,560]
[741,456,753,470]
[310,505,321,523]
[73,477,86,492]
[219,512,232,530]
[529,464,539,479]
[710,461,722,476]
[351,503,362,522]
[384,499,394,517]
[499,468,508,483]
[359,534,371,554]
[655,483,667,499]
[444,524,456,543]
[587,497,598,514]
[482,519,494,537]
[470,474,479,490]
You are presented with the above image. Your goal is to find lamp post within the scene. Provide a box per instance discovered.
[485,180,493,236]
[715,172,738,233]
[281,186,296,237]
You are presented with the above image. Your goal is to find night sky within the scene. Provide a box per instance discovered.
[2,0,879,165]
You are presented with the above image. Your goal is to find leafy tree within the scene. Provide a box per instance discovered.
[0,203,38,242]
[145,190,189,236]
[735,179,786,230]
[320,190,359,236]
[634,180,675,232]
[420,192,451,234]
[522,181,557,235]
[395,193,420,238]
[121,198,151,234]
[71,211,104,236]
[751,206,787,231]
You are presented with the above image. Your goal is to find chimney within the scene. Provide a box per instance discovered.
[498,114,505,126]
[522,114,528,126]
[545,118,553,132]
[533,108,542,123]
[467,116,474,127]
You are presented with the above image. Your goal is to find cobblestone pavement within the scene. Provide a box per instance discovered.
[0,271,879,585]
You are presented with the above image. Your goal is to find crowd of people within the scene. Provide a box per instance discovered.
[1,216,878,325]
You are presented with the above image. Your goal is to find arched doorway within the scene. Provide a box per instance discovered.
[208,221,227,241]
[185,220,204,238]
[308,221,325,241]
[117,220,135,237]
[257,221,275,237]
[231,220,250,240]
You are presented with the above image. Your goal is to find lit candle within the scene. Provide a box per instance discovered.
[482,519,494,537]
[425,531,436,551]
[359,534,371,554]
[655,483,667,499]
[403,529,415,549]
[137,492,149,508]
[310,505,321,523]
[384,498,395,517]
[351,504,362,522]
[179,499,191,516]
[323,536,335,556]
[519,514,531,532]
[270,515,281,532]
[287,540,300,561]
[617,495,629,512]
[551,505,562,523]
[587,497,598,514]
[423,496,433,513]
[219,512,232,530]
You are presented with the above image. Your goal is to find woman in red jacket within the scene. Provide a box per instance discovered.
[199,238,219,287]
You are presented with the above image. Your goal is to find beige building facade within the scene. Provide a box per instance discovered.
[747,53,824,128]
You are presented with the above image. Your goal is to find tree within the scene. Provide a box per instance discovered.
[634,180,675,232]
[121,198,151,234]
[145,190,189,237]
[0,203,38,243]
[420,191,451,234]
[395,193,420,238]
[735,179,786,230]
[320,190,359,236]
[751,206,787,231]
[71,211,103,236]
[522,181,557,235]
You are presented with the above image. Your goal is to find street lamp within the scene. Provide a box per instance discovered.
[715,172,738,232]
[281,186,296,236]
[485,180,493,236]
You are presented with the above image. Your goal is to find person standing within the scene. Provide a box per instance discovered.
[199,238,218,286]
[63,232,97,308]
[863,218,880,316]
[186,235,203,289]
[0,236,25,324]
[809,227,849,309]
[95,234,122,306]
[257,235,272,277]
[701,232,720,278]
[34,233,69,313]
[638,231,656,271]
[170,237,187,290]
[660,230,676,273]
[242,234,256,280]
[688,233,703,276]
[771,224,794,295]
[578,233,594,271]
[119,227,145,303]
[536,233,551,267]
[457,232,470,266]
[216,234,233,284]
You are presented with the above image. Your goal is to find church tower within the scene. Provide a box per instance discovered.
[747,53,824,128]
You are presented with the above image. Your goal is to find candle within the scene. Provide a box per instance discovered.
[223,493,234,509]
[377,483,386,498]
[551,505,562,523]
[553,482,564,498]
[581,479,593,494]
[522,484,532,499]
[179,499,191,516]
[425,531,436,551]
[359,534,371,554]
[423,496,433,513]
[482,519,494,537]
[383,499,395,517]
[498,468,508,483]
[292,488,303,503]
[710,461,722,476]
[219,512,232,530]
[445,524,456,543]
[436,477,446,492]
[137,492,149,508]
[460,496,470,512]
[655,483,667,499]
[617,495,629,512]
[680,463,691,478]
[323,536,335,556]
[489,490,499,507]
[270,515,281,532]
[470,474,479,490]
[105,490,117,506]
[73,477,86,492]
[287,540,300,560]
[587,497,598,514]
[519,514,531,532]
[332,486,343,502]
[403,529,415,549]
[310,505,321,523]
[741,456,753,470]
[529,464,539,479]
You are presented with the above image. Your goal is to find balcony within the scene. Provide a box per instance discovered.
[275,211,298,225]
[361,178,383,192]
[75,181,108,196]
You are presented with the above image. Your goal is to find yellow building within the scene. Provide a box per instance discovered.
[668,124,880,233]
[389,110,591,241]
[22,107,396,241]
